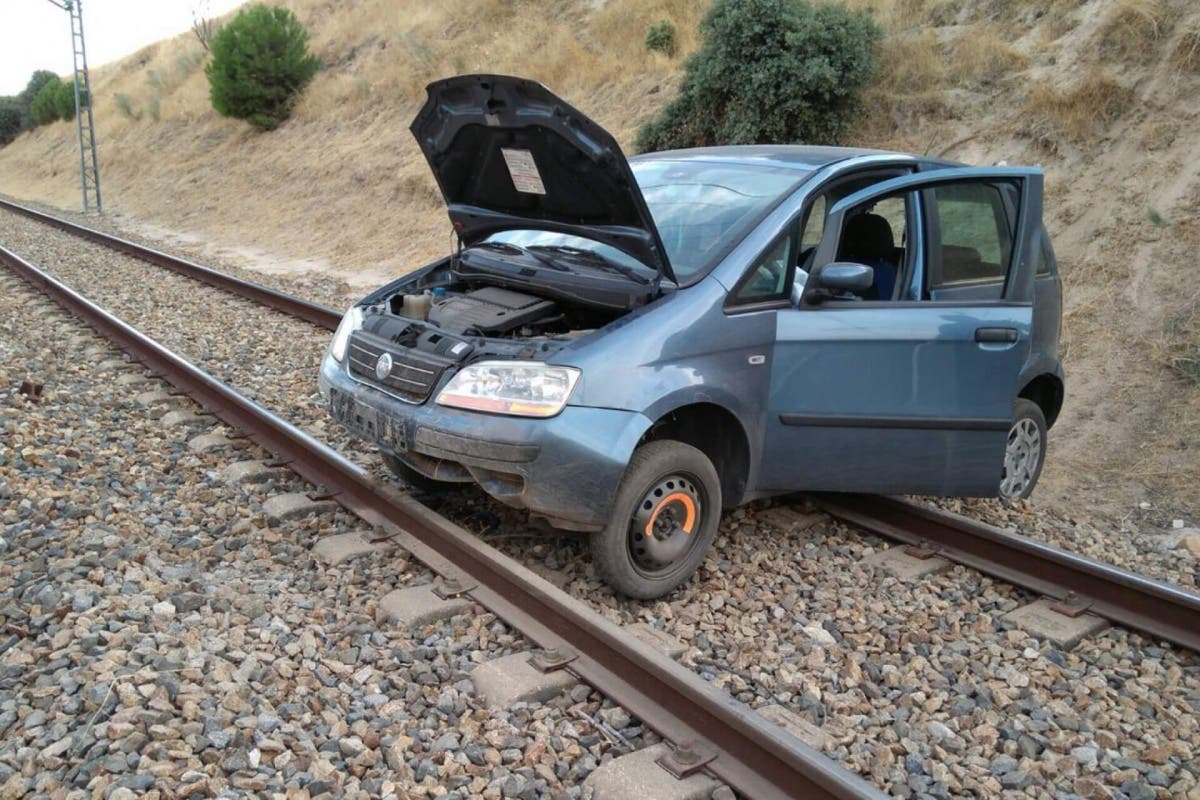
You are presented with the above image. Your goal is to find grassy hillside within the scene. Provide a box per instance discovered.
[2,0,1199,519]
[0,0,705,280]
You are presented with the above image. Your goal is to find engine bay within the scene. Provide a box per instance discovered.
[356,273,630,367]
[424,286,557,336]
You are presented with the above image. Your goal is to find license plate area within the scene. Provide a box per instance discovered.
[330,387,408,451]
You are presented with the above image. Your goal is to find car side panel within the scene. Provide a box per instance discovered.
[759,304,1032,495]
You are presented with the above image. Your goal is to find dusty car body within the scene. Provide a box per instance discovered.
[319,74,1064,598]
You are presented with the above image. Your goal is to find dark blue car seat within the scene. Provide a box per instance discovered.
[838,212,897,301]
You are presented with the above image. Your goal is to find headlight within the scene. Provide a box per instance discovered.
[436,361,580,418]
[329,306,363,362]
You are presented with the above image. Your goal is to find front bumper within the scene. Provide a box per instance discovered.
[320,354,650,530]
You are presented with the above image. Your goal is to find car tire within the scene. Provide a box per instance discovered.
[380,451,455,494]
[1000,399,1047,500]
[590,440,721,599]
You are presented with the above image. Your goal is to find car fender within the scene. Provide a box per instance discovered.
[1017,355,1064,396]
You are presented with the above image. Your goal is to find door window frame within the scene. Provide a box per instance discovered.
[924,180,1019,296]
[723,166,914,314]
[798,167,1043,311]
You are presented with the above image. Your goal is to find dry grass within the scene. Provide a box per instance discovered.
[846,0,959,28]
[1024,68,1133,150]
[951,24,1029,83]
[850,0,1086,30]
[1156,304,1200,385]
[1098,0,1173,63]
[1171,22,1200,72]
[0,0,707,273]
[874,29,948,92]
[858,27,949,136]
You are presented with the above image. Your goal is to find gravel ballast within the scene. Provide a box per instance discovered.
[3,208,1200,799]
[0,273,650,798]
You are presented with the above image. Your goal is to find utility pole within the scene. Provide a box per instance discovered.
[45,0,102,213]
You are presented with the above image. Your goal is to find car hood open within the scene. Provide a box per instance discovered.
[410,74,675,283]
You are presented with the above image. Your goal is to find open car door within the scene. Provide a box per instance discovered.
[758,167,1043,496]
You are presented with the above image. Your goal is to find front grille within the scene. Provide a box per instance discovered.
[347,331,451,403]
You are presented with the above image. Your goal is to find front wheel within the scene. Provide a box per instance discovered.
[591,440,721,599]
[999,399,1047,500]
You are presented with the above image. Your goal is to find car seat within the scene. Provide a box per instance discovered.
[838,212,897,301]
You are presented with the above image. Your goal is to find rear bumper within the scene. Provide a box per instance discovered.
[320,354,650,529]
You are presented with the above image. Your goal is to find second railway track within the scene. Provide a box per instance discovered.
[4,198,1200,798]
[3,196,1198,654]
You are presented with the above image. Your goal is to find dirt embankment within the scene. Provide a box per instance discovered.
[1,0,1198,522]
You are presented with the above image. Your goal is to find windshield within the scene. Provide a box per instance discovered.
[634,160,806,280]
[481,160,806,284]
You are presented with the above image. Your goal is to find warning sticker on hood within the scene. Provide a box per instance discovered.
[501,148,546,195]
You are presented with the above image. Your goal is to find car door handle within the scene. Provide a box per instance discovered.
[975,327,1018,344]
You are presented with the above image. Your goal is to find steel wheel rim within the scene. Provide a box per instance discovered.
[1000,417,1042,498]
[628,473,706,578]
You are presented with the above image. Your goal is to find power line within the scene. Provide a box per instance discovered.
[44,0,102,213]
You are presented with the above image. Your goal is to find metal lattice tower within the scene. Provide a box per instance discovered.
[47,0,102,213]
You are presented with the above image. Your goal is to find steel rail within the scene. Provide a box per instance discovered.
[815,494,1200,654]
[0,244,888,799]
[0,197,342,330]
[9,196,1198,657]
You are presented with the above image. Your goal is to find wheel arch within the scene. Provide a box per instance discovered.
[1019,372,1064,428]
[638,402,752,509]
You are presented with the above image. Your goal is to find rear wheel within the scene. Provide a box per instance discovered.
[591,440,721,599]
[1000,399,1047,500]
[380,451,455,494]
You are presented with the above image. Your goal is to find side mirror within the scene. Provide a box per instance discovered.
[818,262,874,292]
[800,262,874,305]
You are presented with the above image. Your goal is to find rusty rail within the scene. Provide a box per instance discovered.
[8,197,1198,658]
[0,244,890,799]
[816,494,1200,654]
[0,197,342,330]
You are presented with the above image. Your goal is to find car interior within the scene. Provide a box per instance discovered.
[733,171,1023,307]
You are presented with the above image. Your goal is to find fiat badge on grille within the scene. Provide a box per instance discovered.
[375,352,393,380]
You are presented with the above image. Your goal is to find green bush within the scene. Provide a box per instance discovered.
[205,4,320,130]
[20,70,58,129]
[0,97,22,144]
[635,0,880,152]
[645,20,678,56]
[55,80,82,121]
[30,77,63,126]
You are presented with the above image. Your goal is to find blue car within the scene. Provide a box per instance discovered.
[320,75,1064,598]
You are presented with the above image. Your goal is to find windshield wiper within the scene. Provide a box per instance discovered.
[527,245,651,285]
[471,241,570,271]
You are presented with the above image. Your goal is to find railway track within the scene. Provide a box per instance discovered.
[4,200,1200,797]
[0,242,888,799]
[4,196,1198,659]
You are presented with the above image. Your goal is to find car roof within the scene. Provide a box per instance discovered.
[628,144,912,172]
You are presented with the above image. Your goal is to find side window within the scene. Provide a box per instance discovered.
[732,233,794,304]
[800,195,826,249]
[930,183,1014,288]
[828,190,913,302]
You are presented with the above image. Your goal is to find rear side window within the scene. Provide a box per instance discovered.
[930,183,1014,288]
